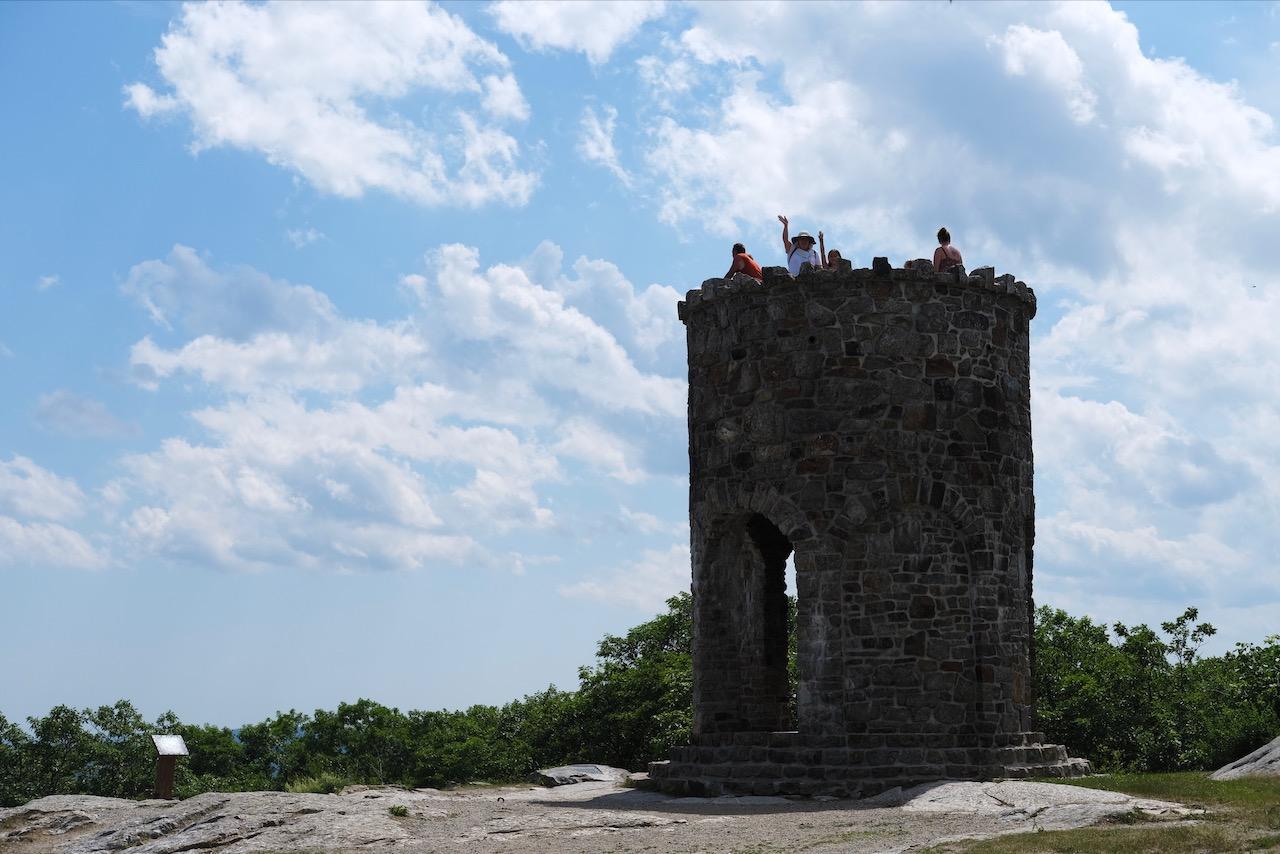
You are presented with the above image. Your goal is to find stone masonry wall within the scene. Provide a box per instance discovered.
[646,262,1090,797]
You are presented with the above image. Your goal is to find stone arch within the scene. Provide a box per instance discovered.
[690,511,792,734]
[836,481,996,741]
[693,481,817,547]
[691,485,839,734]
[839,478,986,543]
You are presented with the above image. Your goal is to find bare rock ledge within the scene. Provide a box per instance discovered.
[0,779,1201,854]
[1211,734,1280,780]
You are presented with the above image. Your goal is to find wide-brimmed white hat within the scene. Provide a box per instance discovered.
[793,231,816,243]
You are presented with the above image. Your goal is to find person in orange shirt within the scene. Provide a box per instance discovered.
[725,242,764,281]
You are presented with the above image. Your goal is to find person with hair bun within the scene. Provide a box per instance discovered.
[725,242,763,281]
[933,226,964,273]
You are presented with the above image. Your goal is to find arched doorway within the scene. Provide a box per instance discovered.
[692,512,795,734]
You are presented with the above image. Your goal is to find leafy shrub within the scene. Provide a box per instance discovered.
[285,772,351,794]
[1034,606,1280,771]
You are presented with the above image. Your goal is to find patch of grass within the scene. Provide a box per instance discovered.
[387,804,408,817]
[927,772,1280,853]
[1048,771,1280,831]
[284,772,351,795]
[934,824,1239,853]
[1101,807,1162,825]
[1044,771,1279,808]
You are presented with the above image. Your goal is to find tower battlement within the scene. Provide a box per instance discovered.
[647,261,1089,798]
[678,262,1037,323]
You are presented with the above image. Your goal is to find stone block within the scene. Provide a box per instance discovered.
[969,266,995,288]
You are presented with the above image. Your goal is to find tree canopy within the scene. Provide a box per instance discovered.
[2,596,1276,806]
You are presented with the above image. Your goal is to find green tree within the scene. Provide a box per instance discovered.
[79,701,156,798]
[0,713,33,807]
[1034,605,1280,772]
[405,705,518,786]
[498,686,582,772]
[573,592,693,770]
[237,710,309,787]
[4,598,1274,806]
[302,699,412,783]
[24,705,94,797]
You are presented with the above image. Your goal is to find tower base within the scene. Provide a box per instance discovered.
[645,731,1091,798]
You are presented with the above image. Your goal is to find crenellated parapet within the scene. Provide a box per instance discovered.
[677,262,1037,322]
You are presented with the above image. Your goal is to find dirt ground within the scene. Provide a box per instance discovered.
[0,779,1201,854]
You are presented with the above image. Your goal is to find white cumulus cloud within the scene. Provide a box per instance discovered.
[0,456,86,522]
[553,418,645,484]
[990,24,1097,124]
[423,243,684,416]
[481,72,531,121]
[123,245,428,393]
[34,391,139,440]
[490,0,666,64]
[126,0,537,207]
[0,517,108,571]
[560,543,689,610]
[578,105,631,185]
[285,228,324,248]
[90,241,686,576]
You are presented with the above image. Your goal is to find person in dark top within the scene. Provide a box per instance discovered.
[933,226,964,272]
[818,231,845,269]
[725,242,764,281]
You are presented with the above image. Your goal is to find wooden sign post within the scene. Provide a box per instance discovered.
[151,734,189,800]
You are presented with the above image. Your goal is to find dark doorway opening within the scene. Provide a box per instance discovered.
[745,514,795,731]
[693,512,797,734]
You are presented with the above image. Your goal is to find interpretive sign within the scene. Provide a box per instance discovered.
[151,734,189,799]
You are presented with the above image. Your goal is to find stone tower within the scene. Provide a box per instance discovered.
[647,262,1090,797]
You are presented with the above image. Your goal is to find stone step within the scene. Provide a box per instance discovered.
[993,744,1070,764]
[998,758,1092,779]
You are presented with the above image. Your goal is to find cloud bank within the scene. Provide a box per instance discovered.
[126,1,537,207]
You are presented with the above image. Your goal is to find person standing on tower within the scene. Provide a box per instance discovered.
[818,231,845,269]
[933,227,964,273]
[778,214,820,276]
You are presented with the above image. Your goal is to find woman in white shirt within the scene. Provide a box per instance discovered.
[778,214,820,276]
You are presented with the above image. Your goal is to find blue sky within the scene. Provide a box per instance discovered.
[3,0,1279,727]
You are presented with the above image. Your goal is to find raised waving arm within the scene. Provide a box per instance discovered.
[778,214,792,254]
